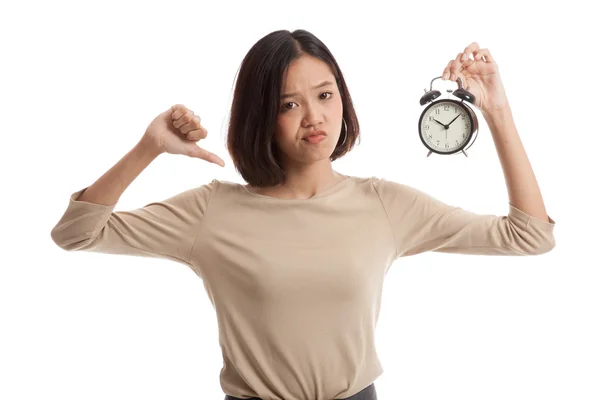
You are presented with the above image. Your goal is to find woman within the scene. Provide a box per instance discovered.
[50,29,556,400]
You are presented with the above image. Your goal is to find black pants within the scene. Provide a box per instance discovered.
[224,382,377,400]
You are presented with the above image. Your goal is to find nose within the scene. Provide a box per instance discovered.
[301,101,323,128]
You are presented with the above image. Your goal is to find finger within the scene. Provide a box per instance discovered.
[179,115,202,135]
[473,48,494,63]
[461,58,475,70]
[171,104,188,120]
[462,42,480,61]
[188,145,225,166]
[173,111,195,129]
[186,126,208,141]
[442,60,453,80]
[449,53,463,80]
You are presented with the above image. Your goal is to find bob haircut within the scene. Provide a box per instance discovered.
[226,29,361,188]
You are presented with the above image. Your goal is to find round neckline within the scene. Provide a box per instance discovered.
[241,175,353,202]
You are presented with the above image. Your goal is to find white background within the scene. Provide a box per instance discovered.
[2,0,598,399]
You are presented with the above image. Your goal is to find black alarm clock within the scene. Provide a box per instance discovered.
[418,76,480,157]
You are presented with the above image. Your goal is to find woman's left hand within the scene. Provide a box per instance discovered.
[442,42,509,114]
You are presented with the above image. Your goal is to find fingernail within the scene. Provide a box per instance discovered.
[462,54,467,61]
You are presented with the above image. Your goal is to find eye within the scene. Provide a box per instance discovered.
[280,92,333,112]
[282,102,296,111]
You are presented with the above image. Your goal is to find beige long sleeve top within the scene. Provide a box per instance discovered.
[50,175,556,400]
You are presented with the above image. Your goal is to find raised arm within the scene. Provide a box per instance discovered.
[443,43,551,222]
[372,178,555,258]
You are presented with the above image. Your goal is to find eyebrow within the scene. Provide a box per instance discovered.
[280,80,334,100]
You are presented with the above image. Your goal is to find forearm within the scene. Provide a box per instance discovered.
[77,138,162,206]
[483,104,550,222]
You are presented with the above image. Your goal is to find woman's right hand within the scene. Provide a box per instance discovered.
[141,104,225,167]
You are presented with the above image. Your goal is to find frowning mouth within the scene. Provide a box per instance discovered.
[303,134,327,144]
[302,130,327,140]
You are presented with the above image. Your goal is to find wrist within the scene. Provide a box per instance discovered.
[137,135,164,159]
[482,103,512,122]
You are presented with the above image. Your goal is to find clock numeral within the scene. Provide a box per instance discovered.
[454,106,458,113]
[428,134,432,139]
[436,109,440,115]
[444,105,450,111]
[462,133,465,138]
[445,143,449,149]
[461,114,466,119]
[428,116,433,121]
[425,125,429,130]
[455,140,459,145]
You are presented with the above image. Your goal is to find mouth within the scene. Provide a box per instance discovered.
[302,130,327,140]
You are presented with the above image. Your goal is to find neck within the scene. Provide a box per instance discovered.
[276,160,345,199]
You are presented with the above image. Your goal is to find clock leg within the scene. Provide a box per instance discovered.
[462,149,468,157]
[427,150,433,157]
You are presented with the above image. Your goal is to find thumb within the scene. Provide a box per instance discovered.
[186,143,226,167]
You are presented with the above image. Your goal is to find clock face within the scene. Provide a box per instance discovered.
[419,100,473,154]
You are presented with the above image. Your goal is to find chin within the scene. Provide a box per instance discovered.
[287,148,333,163]
[304,151,335,162]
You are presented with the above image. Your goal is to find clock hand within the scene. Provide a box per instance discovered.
[448,115,461,126]
[446,115,462,142]
[433,118,449,139]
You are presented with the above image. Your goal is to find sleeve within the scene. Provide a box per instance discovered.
[50,179,217,266]
[371,177,556,258]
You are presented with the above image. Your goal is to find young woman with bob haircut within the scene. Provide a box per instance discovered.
[51,29,556,400]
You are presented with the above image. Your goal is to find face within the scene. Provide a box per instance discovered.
[274,55,344,167]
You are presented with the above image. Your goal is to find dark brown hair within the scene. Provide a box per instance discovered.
[226,29,361,188]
